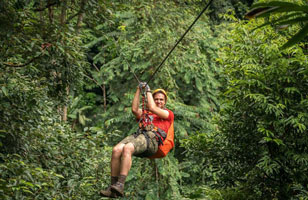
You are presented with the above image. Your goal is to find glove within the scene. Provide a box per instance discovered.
[138,82,150,91]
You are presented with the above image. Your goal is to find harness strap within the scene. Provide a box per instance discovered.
[134,129,153,158]
[154,127,167,145]
[134,126,167,158]
[143,130,150,151]
[140,91,152,129]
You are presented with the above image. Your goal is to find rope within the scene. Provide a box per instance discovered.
[146,0,214,85]
[132,70,141,84]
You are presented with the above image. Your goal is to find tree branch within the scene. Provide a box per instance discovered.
[83,73,104,92]
[65,1,87,25]
[92,63,100,72]
[66,12,80,24]
[34,2,58,12]
[60,0,67,25]
[3,44,51,68]
[76,0,86,33]
[3,54,42,68]
[83,72,107,112]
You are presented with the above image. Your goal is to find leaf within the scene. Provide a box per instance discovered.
[273,138,284,146]
[251,13,304,31]
[195,77,203,92]
[281,23,308,49]
[23,181,34,188]
[78,106,92,112]
[276,16,308,27]
[247,1,308,20]
[145,193,156,200]
[84,36,105,48]
[23,189,34,194]
[1,86,8,96]
[54,174,64,179]
[183,73,190,84]
[68,114,77,119]
[79,114,86,126]
[251,1,308,12]
[245,7,279,19]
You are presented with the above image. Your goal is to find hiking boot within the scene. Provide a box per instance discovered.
[100,186,117,198]
[111,182,125,197]
[100,176,118,198]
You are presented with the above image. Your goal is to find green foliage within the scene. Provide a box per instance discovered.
[68,95,93,128]
[81,1,222,196]
[208,13,307,199]
[245,0,308,49]
[4,0,307,199]
[85,0,221,145]
[0,0,223,199]
[0,0,90,152]
[0,1,110,199]
[121,155,183,199]
[0,69,52,153]
[0,121,111,199]
[0,155,63,199]
[208,0,254,23]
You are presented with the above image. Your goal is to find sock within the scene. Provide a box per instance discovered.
[111,176,118,185]
[118,174,127,185]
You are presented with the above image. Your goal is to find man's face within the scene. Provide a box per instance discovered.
[153,93,166,109]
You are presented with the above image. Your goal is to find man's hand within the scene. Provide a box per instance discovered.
[138,82,150,91]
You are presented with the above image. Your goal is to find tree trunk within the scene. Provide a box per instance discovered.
[62,86,69,121]
[39,0,44,22]
[103,84,107,112]
[60,1,68,121]
[60,0,67,25]
[76,0,86,33]
[47,0,54,23]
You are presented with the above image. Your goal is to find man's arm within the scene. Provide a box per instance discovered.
[146,91,169,119]
[131,87,143,119]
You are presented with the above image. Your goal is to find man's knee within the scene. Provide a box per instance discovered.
[122,143,134,157]
[112,144,124,157]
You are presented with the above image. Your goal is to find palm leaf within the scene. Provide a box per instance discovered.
[257,8,307,19]
[252,1,308,12]
[276,16,308,26]
[246,1,308,19]
[281,23,308,49]
[251,13,304,31]
[245,7,278,19]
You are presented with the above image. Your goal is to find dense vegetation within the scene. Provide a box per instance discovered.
[0,0,307,199]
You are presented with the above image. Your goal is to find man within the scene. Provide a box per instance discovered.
[100,83,174,198]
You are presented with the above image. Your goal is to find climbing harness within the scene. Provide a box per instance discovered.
[135,85,168,157]
[134,124,167,158]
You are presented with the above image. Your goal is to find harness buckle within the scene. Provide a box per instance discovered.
[145,124,154,131]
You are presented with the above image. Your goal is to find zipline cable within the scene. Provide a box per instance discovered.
[132,70,141,84]
[146,0,214,85]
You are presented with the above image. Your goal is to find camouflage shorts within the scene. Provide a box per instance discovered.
[119,131,158,156]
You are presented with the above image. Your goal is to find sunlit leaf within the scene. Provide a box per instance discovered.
[281,23,308,49]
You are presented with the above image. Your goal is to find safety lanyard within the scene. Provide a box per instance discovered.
[139,90,151,129]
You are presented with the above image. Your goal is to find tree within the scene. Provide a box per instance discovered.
[245,1,308,49]
[0,1,113,199]
[206,13,307,199]
[84,0,220,146]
